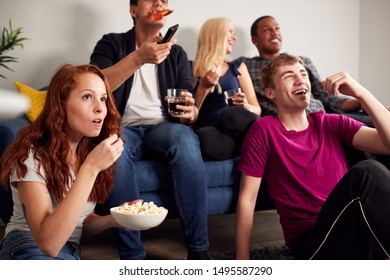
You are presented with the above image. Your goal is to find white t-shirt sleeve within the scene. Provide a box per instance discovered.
[10,148,46,188]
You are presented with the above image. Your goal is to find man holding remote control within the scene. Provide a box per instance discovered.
[90,0,210,260]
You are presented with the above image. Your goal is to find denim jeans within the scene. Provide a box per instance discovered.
[103,121,209,259]
[0,231,80,260]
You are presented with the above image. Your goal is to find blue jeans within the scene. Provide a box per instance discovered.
[0,231,80,260]
[103,121,209,259]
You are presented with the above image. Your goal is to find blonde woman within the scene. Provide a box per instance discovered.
[193,17,261,160]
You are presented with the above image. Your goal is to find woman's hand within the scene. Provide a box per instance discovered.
[231,92,248,107]
[231,92,259,114]
[200,65,222,90]
[84,134,124,173]
[120,199,144,207]
[195,64,223,112]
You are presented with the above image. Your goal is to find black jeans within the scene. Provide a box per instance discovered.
[290,160,390,260]
[195,107,259,160]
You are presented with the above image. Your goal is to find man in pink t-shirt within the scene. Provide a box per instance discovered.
[235,53,390,260]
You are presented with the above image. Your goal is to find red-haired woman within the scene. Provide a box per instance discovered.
[0,64,124,259]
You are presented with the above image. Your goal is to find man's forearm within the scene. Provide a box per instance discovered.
[102,51,143,91]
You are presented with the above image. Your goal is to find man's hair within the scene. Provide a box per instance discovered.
[261,53,304,89]
[250,15,273,37]
[129,0,138,25]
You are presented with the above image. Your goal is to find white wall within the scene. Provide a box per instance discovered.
[359,0,390,105]
[0,0,388,104]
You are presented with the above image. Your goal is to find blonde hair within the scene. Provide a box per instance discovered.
[193,17,232,90]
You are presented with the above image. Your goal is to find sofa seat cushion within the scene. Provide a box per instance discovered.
[135,157,240,193]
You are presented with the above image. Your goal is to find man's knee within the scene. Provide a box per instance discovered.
[352,159,387,174]
[349,160,390,190]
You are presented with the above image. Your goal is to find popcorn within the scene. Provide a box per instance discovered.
[113,201,166,215]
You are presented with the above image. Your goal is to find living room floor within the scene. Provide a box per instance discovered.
[0,210,284,260]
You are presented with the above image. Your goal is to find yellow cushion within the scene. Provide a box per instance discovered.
[14,81,47,122]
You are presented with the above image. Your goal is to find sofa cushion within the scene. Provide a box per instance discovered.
[14,81,47,122]
[0,116,31,224]
[135,157,240,192]
[0,116,30,155]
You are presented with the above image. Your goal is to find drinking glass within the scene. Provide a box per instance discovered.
[223,88,241,106]
[167,88,187,115]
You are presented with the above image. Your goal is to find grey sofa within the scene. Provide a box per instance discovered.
[0,115,275,224]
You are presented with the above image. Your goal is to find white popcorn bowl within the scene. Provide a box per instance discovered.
[110,206,168,230]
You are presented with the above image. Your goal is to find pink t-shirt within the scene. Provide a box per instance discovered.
[238,111,364,245]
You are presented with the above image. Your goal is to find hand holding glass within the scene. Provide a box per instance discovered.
[167,88,187,115]
[224,88,241,106]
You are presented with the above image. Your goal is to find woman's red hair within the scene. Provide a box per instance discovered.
[0,64,121,204]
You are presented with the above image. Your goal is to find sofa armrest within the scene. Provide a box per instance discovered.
[0,116,30,224]
[0,116,30,155]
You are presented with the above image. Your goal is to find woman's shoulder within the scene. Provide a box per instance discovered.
[223,60,243,78]
[229,60,242,71]
[10,146,46,185]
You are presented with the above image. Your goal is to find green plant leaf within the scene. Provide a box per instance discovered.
[0,19,28,78]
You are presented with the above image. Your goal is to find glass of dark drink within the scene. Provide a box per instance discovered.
[223,88,241,106]
[167,89,187,115]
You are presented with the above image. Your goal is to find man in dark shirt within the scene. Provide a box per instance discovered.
[237,15,390,167]
[90,0,209,260]
[237,15,364,118]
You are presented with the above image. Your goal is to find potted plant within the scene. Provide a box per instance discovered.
[0,19,29,120]
[0,19,28,79]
